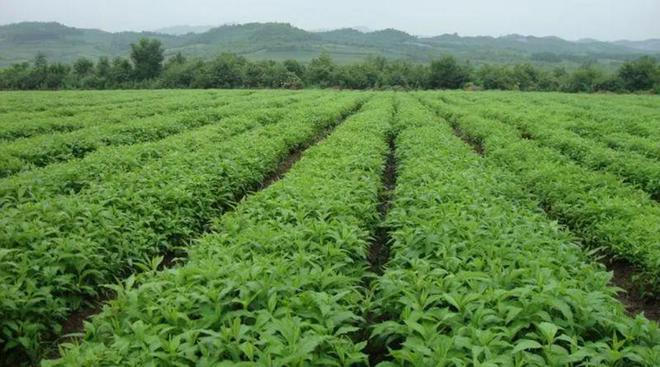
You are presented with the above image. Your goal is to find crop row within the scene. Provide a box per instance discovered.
[0,92,366,362]
[370,96,659,366]
[420,94,660,294]
[444,92,660,144]
[0,90,245,141]
[441,93,660,139]
[593,132,660,161]
[0,90,165,114]
[503,92,659,133]
[0,91,313,177]
[0,93,333,209]
[43,95,395,366]
[521,93,660,141]
[0,90,253,116]
[517,95,660,160]
[478,93,660,160]
[453,98,660,200]
[551,95,660,126]
[532,100,660,160]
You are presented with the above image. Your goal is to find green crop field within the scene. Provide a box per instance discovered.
[0,90,658,366]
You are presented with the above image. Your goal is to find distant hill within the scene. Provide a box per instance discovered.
[613,39,660,53]
[0,21,657,68]
[153,25,215,35]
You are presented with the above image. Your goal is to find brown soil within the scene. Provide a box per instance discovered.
[259,148,305,190]
[451,125,485,156]
[368,134,397,275]
[604,258,659,321]
[362,131,398,366]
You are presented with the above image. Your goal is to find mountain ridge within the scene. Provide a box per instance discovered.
[0,21,658,68]
[153,25,215,35]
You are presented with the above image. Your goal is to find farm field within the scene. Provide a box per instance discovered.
[0,90,658,366]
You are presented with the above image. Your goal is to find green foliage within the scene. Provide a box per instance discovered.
[0,37,657,93]
[0,91,365,363]
[1,21,658,68]
[563,64,605,93]
[429,56,470,89]
[44,95,394,366]
[306,52,338,88]
[108,57,133,85]
[425,92,660,294]
[129,38,165,81]
[195,53,247,88]
[72,57,94,77]
[370,94,659,366]
[453,93,660,199]
[0,91,309,178]
[477,64,519,90]
[0,92,321,199]
[618,56,659,91]
[0,90,657,366]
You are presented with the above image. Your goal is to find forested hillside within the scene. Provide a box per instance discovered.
[1,21,658,68]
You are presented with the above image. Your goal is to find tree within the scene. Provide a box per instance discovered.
[243,61,270,88]
[381,60,411,89]
[96,57,111,78]
[42,63,70,89]
[563,64,603,93]
[130,38,164,81]
[0,63,30,89]
[339,62,381,89]
[163,52,187,72]
[167,52,187,66]
[109,57,134,86]
[306,52,337,88]
[536,69,562,91]
[195,53,246,88]
[594,75,623,92]
[511,63,540,91]
[477,64,516,90]
[266,63,303,89]
[73,57,95,77]
[160,55,199,88]
[27,53,49,89]
[408,64,430,89]
[283,59,305,79]
[618,56,658,91]
[279,71,303,89]
[33,53,48,69]
[429,56,470,89]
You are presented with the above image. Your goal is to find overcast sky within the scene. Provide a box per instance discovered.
[1,0,658,41]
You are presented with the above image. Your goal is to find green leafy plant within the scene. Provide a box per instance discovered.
[422,92,660,294]
[369,95,659,366]
[44,95,394,366]
[0,91,366,362]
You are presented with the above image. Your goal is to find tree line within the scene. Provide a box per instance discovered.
[0,38,658,93]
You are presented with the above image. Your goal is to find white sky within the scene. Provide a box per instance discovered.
[0,0,658,41]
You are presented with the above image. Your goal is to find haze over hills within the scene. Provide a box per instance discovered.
[153,25,216,35]
[0,21,658,68]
